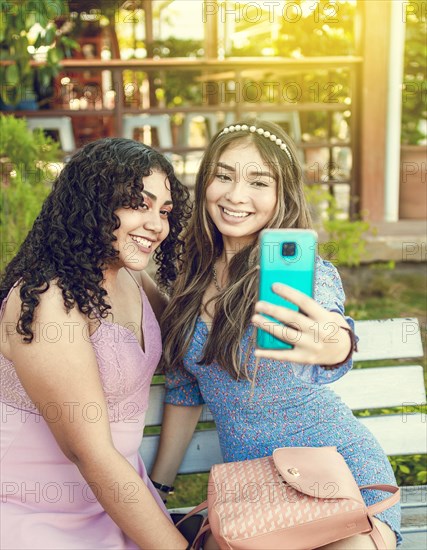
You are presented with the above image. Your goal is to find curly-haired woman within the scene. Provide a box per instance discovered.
[0,138,191,549]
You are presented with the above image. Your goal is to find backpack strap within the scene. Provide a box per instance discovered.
[360,484,400,515]
[190,522,211,550]
[175,500,208,528]
[175,501,210,550]
[359,485,400,550]
[368,520,387,550]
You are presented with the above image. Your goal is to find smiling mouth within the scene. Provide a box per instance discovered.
[221,206,251,218]
[129,234,154,249]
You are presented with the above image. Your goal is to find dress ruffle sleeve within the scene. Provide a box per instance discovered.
[164,363,205,406]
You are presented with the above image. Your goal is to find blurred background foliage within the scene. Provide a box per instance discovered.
[400,0,427,145]
[0,0,80,107]
[0,114,61,271]
[139,0,424,144]
[152,38,204,108]
[231,0,357,57]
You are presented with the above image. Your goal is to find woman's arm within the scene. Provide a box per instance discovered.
[7,284,187,550]
[150,404,203,499]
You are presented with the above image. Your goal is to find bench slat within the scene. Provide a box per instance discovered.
[401,486,427,536]
[145,365,425,427]
[400,531,427,549]
[360,414,426,455]
[141,429,222,475]
[330,365,426,410]
[401,485,427,506]
[353,318,423,361]
[140,413,426,473]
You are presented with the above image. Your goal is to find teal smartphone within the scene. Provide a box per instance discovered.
[256,229,317,350]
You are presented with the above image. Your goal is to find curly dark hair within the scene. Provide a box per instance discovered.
[0,137,191,343]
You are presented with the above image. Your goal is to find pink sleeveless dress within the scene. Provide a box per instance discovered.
[0,283,169,549]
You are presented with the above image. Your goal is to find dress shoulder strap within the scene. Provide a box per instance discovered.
[0,280,21,322]
[125,268,142,290]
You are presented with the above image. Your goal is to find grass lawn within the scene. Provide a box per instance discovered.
[160,262,427,508]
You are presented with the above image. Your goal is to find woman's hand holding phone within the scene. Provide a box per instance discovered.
[252,283,353,365]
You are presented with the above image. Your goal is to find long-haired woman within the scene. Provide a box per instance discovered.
[151,121,401,549]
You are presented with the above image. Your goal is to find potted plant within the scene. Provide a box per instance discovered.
[0,0,79,109]
[399,0,427,219]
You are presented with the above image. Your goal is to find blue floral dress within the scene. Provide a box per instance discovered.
[165,259,402,545]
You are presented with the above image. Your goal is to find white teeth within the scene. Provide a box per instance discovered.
[222,207,250,218]
[131,235,152,248]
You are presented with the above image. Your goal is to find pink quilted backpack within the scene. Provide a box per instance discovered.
[179,447,400,549]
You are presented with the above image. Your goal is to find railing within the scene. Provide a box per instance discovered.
[1,56,363,216]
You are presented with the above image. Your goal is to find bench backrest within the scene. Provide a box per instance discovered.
[140,318,426,474]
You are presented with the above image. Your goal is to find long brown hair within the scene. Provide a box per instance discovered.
[161,120,312,380]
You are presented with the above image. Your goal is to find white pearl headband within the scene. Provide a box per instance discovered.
[218,124,293,164]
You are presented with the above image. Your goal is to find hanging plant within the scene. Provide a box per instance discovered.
[0,0,79,107]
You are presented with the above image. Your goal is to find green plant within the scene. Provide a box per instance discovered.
[0,114,60,272]
[0,0,79,106]
[390,454,427,486]
[401,0,427,145]
[151,38,204,108]
[304,184,371,267]
[321,218,371,267]
[0,113,59,164]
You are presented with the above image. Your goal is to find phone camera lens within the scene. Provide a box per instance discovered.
[282,242,296,257]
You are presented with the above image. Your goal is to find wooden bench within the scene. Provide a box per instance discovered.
[140,318,426,549]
